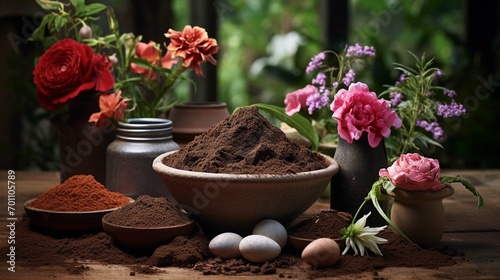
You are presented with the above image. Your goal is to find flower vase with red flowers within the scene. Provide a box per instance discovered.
[32,35,116,183]
[31,0,218,186]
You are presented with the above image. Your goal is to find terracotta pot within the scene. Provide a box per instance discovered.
[330,133,388,226]
[50,93,115,184]
[388,185,455,248]
[152,151,339,237]
[168,102,229,146]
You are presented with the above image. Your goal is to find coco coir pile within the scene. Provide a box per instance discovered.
[164,106,328,174]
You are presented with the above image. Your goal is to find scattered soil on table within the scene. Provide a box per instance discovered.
[5,209,461,277]
[164,106,328,174]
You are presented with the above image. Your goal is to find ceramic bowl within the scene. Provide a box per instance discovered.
[24,198,133,231]
[152,151,339,236]
[102,213,195,249]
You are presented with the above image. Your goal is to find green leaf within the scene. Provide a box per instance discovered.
[29,15,50,41]
[252,103,319,151]
[71,0,85,14]
[53,15,68,32]
[36,0,62,10]
[440,175,484,208]
[369,181,412,243]
[129,57,153,70]
[80,3,107,17]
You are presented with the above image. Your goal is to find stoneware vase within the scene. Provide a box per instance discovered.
[388,185,455,248]
[168,102,229,146]
[106,118,179,198]
[330,133,388,226]
[50,93,116,184]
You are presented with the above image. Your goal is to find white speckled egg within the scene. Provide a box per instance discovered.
[301,238,340,268]
[209,232,243,259]
[252,219,288,248]
[239,235,281,263]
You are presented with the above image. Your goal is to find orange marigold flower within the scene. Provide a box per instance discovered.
[165,25,218,76]
[89,90,129,127]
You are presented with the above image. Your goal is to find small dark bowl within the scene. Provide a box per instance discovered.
[102,213,195,249]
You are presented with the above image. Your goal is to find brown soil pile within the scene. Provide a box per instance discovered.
[104,195,191,227]
[288,209,352,239]
[164,106,328,174]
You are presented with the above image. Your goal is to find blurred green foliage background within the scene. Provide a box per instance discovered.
[1,0,498,170]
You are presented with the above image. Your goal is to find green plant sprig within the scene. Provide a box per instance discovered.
[381,53,447,163]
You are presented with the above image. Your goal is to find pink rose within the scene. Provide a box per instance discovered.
[284,85,318,116]
[330,82,402,148]
[379,153,445,191]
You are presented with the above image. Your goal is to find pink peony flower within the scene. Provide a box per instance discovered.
[330,82,402,148]
[379,153,445,191]
[284,85,318,116]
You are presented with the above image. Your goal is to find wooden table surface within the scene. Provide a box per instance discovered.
[0,170,499,279]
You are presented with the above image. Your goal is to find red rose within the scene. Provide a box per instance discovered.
[33,38,115,110]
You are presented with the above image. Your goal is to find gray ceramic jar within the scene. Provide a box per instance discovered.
[106,118,179,198]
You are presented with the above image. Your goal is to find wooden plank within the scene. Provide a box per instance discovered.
[1,170,499,279]
[6,232,500,280]
[442,170,500,232]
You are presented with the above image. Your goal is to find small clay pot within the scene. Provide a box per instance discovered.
[168,102,229,146]
[388,185,455,248]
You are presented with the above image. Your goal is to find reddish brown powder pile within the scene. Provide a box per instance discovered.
[30,175,130,211]
[164,106,328,174]
[104,195,191,227]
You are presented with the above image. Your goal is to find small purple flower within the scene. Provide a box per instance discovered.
[332,81,339,89]
[437,100,466,118]
[443,89,456,98]
[396,71,410,85]
[306,52,326,74]
[389,92,403,107]
[342,69,356,86]
[306,91,330,115]
[416,119,444,140]
[312,72,327,87]
[433,70,443,83]
[346,43,376,57]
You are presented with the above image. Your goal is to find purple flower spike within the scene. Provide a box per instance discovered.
[306,52,326,74]
[342,69,356,86]
[346,43,376,57]
[306,91,330,115]
[389,92,403,107]
[312,72,327,87]
[437,100,466,118]
[416,119,444,141]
